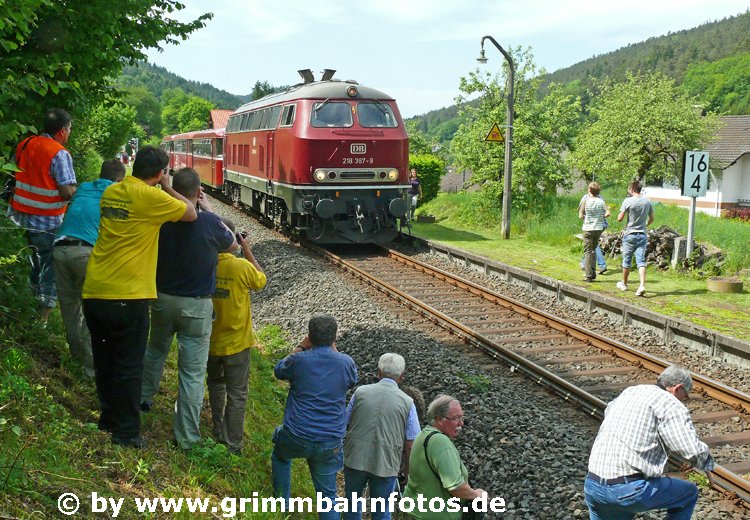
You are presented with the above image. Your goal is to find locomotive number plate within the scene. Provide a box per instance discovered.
[350,143,366,154]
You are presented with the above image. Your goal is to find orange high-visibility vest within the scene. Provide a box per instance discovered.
[10,136,68,216]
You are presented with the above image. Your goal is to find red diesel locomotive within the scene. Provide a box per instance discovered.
[163,70,410,244]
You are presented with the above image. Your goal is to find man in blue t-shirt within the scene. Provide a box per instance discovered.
[272,314,358,519]
[53,159,125,378]
[140,168,235,450]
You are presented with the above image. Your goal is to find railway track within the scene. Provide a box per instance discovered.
[306,242,750,506]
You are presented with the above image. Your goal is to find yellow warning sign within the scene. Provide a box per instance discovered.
[484,123,504,142]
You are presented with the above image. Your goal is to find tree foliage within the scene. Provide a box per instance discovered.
[0,1,211,172]
[409,154,444,205]
[405,120,431,156]
[119,85,163,137]
[568,72,720,185]
[451,47,581,210]
[681,51,750,114]
[545,11,750,105]
[161,88,215,134]
[119,62,250,108]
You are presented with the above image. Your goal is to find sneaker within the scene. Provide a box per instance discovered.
[616,281,628,291]
[140,401,152,413]
[635,285,646,297]
[598,268,608,275]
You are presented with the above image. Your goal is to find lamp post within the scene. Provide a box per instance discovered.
[477,36,514,239]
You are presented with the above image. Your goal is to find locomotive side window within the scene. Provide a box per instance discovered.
[357,103,398,128]
[311,102,353,128]
[268,106,282,129]
[280,104,296,127]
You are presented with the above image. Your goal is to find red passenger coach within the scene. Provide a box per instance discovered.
[161,128,225,189]
[223,70,410,244]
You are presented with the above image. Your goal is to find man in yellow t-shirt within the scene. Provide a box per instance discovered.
[82,146,197,449]
[207,219,266,454]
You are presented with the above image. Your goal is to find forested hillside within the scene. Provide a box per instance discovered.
[119,62,250,109]
[412,10,750,146]
[546,10,750,99]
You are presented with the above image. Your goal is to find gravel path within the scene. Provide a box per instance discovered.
[210,198,747,519]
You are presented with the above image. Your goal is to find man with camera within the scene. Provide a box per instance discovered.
[206,218,266,455]
[140,167,235,450]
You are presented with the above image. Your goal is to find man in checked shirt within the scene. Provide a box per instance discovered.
[584,365,714,520]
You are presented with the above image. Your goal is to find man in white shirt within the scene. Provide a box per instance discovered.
[584,365,713,520]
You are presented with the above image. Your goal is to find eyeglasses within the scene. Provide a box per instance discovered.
[443,416,464,423]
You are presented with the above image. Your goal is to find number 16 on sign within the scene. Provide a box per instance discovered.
[681,150,709,256]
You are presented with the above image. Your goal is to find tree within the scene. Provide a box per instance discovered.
[177,96,215,132]
[120,85,162,137]
[569,71,721,185]
[0,1,211,173]
[451,47,581,210]
[161,87,189,134]
[251,80,277,100]
[405,120,431,155]
[681,52,750,115]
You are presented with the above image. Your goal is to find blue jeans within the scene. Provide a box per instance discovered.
[271,425,343,520]
[584,475,698,520]
[27,228,58,308]
[621,233,648,269]
[344,466,397,520]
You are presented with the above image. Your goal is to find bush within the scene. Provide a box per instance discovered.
[724,206,750,222]
[409,154,445,204]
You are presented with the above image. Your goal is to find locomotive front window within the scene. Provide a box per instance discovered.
[311,102,353,128]
[357,103,398,128]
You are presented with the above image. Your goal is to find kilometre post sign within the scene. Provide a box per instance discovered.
[681,151,709,198]
[485,122,504,143]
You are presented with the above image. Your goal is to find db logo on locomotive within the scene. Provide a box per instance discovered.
[350,143,366,154]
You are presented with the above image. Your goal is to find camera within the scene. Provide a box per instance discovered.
[235,231,247,242]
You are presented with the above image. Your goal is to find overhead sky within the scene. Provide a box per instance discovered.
[145,0,749,118]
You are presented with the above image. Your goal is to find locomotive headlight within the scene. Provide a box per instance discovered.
[347,86,358,97]
[314,169,326,182]
[387,169,398,180]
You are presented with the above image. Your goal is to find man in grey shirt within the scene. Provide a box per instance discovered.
[617,180,654,296]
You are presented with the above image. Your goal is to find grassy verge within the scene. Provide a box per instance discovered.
[414,192,750,341]
[0,321,316,518]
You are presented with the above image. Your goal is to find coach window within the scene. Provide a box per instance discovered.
[311,102,353,128]
[214,139,223,158]
[357,102,398,128]
[280,104,296,127]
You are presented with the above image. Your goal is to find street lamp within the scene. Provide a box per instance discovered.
[477,36,515,240]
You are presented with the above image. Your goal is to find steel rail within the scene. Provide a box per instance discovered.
[305,242,750,505]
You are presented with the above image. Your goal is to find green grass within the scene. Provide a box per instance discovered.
[0,322,317,518]
[414,192,750,341]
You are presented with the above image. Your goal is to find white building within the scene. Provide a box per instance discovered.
[646,115,750,216]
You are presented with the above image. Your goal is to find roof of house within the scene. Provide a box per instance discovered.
[707,115,750,169]
[209,109,233,129]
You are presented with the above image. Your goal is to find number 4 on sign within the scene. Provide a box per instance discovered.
[485,123,504,143]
